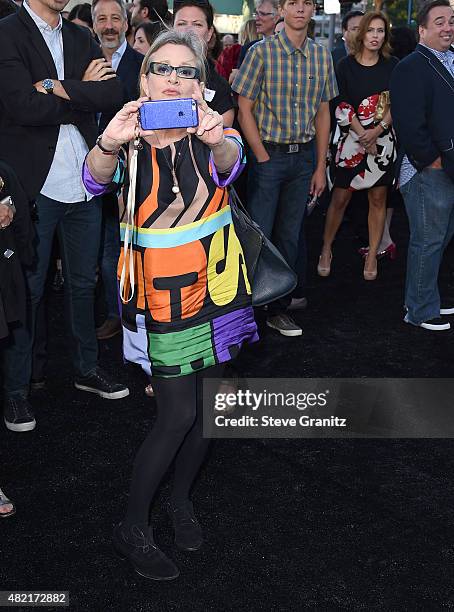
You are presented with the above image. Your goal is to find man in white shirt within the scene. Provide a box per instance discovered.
[0,0,129,432]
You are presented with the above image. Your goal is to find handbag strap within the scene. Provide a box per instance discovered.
[119,136,141,304]
[229,185,248,215]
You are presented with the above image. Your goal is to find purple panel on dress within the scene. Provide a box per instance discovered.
[212,306,259,362]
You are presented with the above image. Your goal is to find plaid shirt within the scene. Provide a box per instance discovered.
[232,29,338,144]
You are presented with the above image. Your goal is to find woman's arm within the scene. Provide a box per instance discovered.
[210,137,239,174]
[358,108,393,151]
[84,99,146,188]
[85,134,121,185]
[189,82,244,178]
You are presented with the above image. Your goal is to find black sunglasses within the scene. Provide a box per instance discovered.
[147,62,201,80]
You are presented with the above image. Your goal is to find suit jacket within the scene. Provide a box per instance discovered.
[329,44,347,134]
[390,44,454,181]
[0,8,123,200]
[0,161,34,338]
[98,44,144,134]
[331,43,347,70]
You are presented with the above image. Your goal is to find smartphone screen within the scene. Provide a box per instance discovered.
[139,98,199,131]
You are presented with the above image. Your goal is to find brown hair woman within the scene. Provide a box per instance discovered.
[318,11,398,281]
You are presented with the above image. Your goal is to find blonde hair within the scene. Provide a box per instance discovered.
[350,11,392,60]
[239,18,258,45]
[139,29,207,95]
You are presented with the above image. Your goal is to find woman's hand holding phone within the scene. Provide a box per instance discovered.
[103,97,153,149]
[188,82,224,148]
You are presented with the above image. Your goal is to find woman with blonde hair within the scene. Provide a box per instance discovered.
[226,18,259,84]
[239,17,258,45]
[318,11,398,281]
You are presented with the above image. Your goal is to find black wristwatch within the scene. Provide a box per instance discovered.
[42,78,54,94]
[96,134,120,156]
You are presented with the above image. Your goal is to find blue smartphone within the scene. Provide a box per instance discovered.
[139,98,199,131]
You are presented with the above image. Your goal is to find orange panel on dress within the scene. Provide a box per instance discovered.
[201,186,226,219]
[137,147,159,228]
[144,241,207,323]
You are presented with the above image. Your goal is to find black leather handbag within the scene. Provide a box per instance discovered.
[229,187,297,307]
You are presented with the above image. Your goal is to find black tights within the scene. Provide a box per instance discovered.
[123,364,224,530]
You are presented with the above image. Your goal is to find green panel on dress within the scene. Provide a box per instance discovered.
[148,322,215,377]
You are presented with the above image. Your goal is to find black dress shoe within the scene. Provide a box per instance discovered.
[3,395,36,432]
[168,500,204,551]
[112,524,179,581]
[74,367,129,399]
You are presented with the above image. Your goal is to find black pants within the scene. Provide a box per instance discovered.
[123,363,225,530]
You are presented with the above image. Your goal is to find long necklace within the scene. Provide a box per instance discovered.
[159,135,189,194]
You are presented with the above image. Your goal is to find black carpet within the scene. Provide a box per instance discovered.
[2,204,454,611]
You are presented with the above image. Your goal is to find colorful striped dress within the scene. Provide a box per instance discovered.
[83,128,258,377]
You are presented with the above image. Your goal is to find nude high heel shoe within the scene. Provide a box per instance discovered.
[317,251,332,277]
[363,254,377,281]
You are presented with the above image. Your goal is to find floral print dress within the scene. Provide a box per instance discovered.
[333,55,399,191]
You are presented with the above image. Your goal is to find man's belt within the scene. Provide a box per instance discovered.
[263,141,313,154]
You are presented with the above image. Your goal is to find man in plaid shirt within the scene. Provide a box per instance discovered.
[233,0,337,337]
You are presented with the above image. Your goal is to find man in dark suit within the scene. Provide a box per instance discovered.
[92,0,144,340]
[390,0,454,332]
[331,10,363,69]
[0,0,129,431]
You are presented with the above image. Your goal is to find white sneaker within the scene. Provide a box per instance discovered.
[418,318,450,331]
[440,305,454,315]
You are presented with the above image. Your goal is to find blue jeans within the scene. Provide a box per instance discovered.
[3,194,102,396]
[400,168,454,325]
[99,193,120,319]
[247,145,313,314]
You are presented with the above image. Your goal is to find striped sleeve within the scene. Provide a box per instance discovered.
[231,44,263,101]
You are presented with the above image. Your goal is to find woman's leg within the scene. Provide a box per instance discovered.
[123,372,197,532]
[170,363,225,505]
[378,208,394,251]
[365,186,388,274]
[319,187,353,268]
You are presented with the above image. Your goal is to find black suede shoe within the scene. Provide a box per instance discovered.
[74,367,129,399]
[168,500,204,551]
[4,395,36,432]
[112,524,179,581]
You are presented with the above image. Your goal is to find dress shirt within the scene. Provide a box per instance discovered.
[23,1,92,202]
[232,28,338,144]
[111,38,127,71]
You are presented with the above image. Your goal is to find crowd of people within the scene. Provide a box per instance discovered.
[1,0,454,580]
